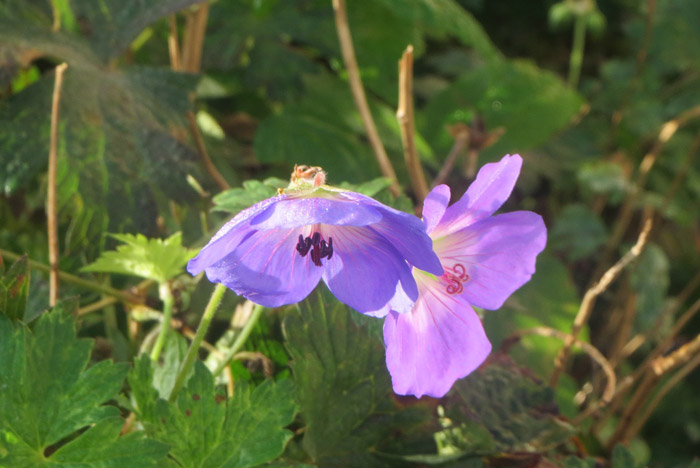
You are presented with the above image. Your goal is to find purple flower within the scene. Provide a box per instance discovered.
[188,170,443,316]
[383,154,547,398]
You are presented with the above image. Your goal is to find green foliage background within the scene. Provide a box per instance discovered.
[1,0,700,467]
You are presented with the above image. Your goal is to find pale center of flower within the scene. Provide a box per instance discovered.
[442,263,469,294]
[296,232,333,267]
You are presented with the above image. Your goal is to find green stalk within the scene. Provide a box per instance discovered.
[150,282,175,362]
[0,249,139,303]
[169,283,227,402]
[213,304,265,377]
[568,12,587,89]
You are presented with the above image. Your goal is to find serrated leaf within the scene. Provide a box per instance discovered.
[0,308,163,466]
[0,255,29,322]
[82,232,195,283]
[283,290,433,468]
[423,59,584,159]
[129,358,297,468]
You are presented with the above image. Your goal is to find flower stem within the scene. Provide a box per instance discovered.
[568,12,587,88]
[213,304,265,377]
[150,282,175,362]
[169,283,227,402]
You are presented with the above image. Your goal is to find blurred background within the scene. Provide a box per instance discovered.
[1,0,699,466]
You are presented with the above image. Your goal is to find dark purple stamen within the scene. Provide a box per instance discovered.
[296,232,333,266]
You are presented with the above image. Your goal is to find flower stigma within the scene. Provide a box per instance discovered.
[296,232,333,267]
[443,263,469,295]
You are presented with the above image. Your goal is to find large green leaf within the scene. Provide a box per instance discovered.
[283,290,434,468]
[0,1,202,261]
[423,59,584,160]
[129,357,297,468]
[0,308,167,467]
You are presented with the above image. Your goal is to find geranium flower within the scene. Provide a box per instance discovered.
[188,166,443,316]
[383,154,547,398]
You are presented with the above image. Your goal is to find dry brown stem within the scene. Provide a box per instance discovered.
[397,46,429,202]
[609,332,700,447]
[332,0,400,196]
[182,3,209,73]
[168,14,181,71]
[551,215,653,387]
[48,63,68,307]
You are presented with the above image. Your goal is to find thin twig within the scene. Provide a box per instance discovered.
[0,249,143,304]
[621,269,700,361]
[609,332,700,447]
[396,45,429,202]
[433,127,469,187]
[187,111,230,190]
[47,63,68,307]
[332,0,400,196]
[551,215,654,387]
[167,5,229,192]
[626,351,700,442]
[513,326,616,404]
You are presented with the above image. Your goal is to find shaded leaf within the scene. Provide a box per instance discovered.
[129,357,297,468]
[82,232,195,283]
[442,354,572,453]
[283,290,434,468]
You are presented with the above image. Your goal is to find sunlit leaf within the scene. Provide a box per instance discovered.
[82,232,195,283]
[0,308,166,466]
[129,356,297,468]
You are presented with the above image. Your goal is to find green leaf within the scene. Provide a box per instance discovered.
[283,290,433,467]
[213,178,288,215]
[443,355,573,452]
[577,161,630,202]
[629,243,670,332]
[0,308,165,466]
[129,358,297,468]
[423,59,584,159]
[0,255,29,322]
[550,204,608,261]
[612,444,637,468]
[82,232,195,283]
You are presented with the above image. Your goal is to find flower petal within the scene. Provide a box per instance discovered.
[383,273,492,398]
[435,211,547,310]
[188,195,284,275]
[202,227,325,307]
[434,154,522,236]
[321,226,419,316]
[422,184,451,234]
[250,195,382,230]
[337,191,444,275]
